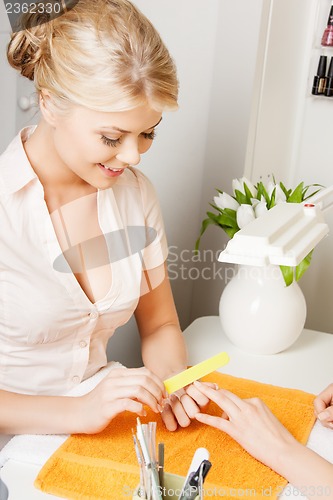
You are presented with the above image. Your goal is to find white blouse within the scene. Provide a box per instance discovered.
[0,127,168,395]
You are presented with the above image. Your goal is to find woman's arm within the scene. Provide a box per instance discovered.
[194,382,333,498]
[0,367,165,435]
[135,263,212,430]
[135,263,187,380]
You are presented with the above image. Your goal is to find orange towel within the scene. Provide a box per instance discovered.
[35,373,316,499]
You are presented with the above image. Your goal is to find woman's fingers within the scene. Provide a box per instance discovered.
[105,398,147,419]
[103,384,161,413]
[104,367,166,411]
[316,407,333,428]
[193,381,242,418]
[167,393,192,427]
[186,382,214,407]
[314,383,333,426]
[160,401,178,431]
[195,411,230,432]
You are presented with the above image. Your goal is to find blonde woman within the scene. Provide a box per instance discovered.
[0,0,209,436]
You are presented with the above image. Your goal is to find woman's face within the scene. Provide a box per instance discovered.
[49,103,162,189]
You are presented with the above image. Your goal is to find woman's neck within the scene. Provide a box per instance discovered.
[23,120,96,210]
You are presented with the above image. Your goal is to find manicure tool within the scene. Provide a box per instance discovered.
[136,418,162,500]
[132,431,146,498]
[178,460,212,500]
[158,442,164,489]
[177,448,209,500]
[164,351,229,395]
[148,421,157,470]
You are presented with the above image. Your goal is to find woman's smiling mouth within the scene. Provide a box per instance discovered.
[98,163,125,177]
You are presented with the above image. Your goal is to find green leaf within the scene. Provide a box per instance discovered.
[216,213,238,228]
[223,208,238,217]
[243,182,254,203]
[296,250,314,281]
[195,217,217,251]
[224,226,239,238]
[234,189,248,205]
[279,181,291,199]
[279,265,294,286]
[287,182,304,203]
[206,211,220,223]
[209,202,223,213]
[214,209,238,228]
[256,182,270,204]
[302,188,322,201]
[267,187,276,209]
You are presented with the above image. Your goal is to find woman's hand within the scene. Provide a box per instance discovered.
[193,381,297,471]
[314,383,333,428]
[76,367,166,434]
[160,381,216,431]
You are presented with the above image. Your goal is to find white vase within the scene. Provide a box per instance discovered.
[219,264,307,355]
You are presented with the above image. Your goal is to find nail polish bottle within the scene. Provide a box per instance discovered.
[321,5,333,46]
[325,57,333,96]
[312,55,327,95]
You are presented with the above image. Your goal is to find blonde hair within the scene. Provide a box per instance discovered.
[7,0,179,113]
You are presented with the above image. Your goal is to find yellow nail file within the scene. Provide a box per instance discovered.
[163,351,230,394]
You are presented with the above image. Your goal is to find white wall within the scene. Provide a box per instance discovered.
[244,0,333,334]
[132,0,221,329]
[190,0,264,321]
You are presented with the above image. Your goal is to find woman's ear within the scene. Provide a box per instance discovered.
[39,90,58,126]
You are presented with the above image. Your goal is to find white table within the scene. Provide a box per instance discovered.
[1,316,333,499]
[184,316,333,394]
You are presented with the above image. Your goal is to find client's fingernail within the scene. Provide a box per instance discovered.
[157,404,163,413]
[193,380,202,386]
[214,383,219,390]
[318,410,330,421]
[160,398,170,410]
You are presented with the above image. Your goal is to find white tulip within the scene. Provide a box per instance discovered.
[275,185,287,203]
[254,199,268,218]
[236,204,255,229]
[267,180,275,197]
[232,177,257,197]
[214,192,239,211]
[267,182,286,203]
[250,198,260,207]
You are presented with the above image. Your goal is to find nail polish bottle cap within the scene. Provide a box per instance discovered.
[324,56,333,96]
[328,56,333,77]
[326,5,333,26]
[317,55,327,77]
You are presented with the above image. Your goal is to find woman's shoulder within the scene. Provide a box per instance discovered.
[0,127,37,196]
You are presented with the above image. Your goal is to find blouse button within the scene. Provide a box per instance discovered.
[72,376,80,384]
[89,311,98,319]
[79,340,87,348]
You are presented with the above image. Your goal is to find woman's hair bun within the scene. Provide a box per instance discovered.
[6,0,178,112]
[7,14,51,81]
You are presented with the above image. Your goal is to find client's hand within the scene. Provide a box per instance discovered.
[160,381,216,431]
[314,383,333,429]
[193,381,297,472]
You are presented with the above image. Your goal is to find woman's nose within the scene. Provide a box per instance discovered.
[116,138,141,166]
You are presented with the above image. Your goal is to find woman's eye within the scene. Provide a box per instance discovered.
[142,130,156,141]
[100,135,121,148]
